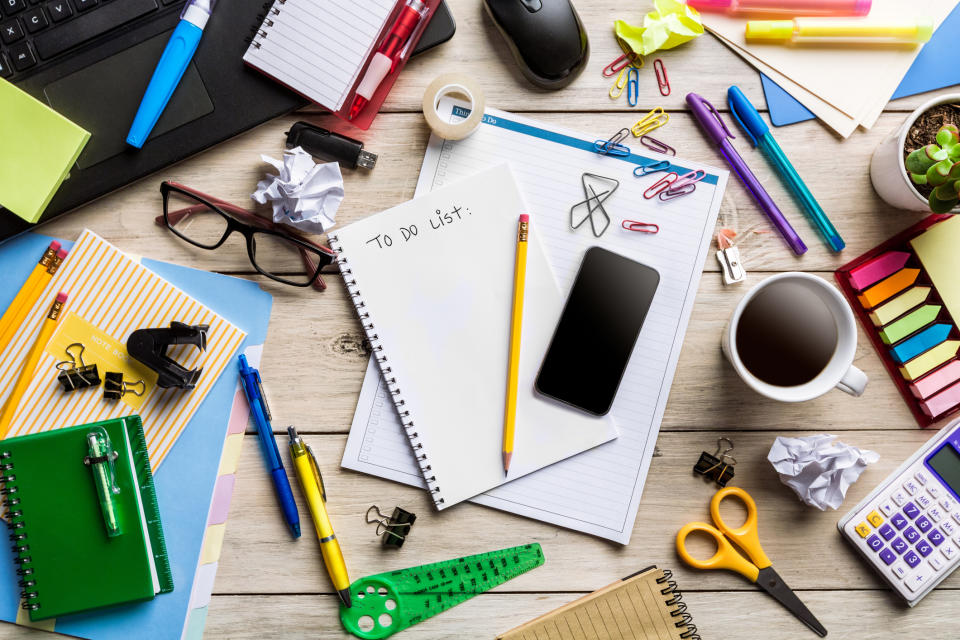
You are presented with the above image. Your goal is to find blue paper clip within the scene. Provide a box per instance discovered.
[627,67,639,107]
[633,159,672,177]
[594,127,631,157]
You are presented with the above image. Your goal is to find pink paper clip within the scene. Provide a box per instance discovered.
[639,135,676,156]
[672,169,706,190]
[643,172,679,199]
[659,183,697,201]
[654,59,670,96]
[622,220,659,234]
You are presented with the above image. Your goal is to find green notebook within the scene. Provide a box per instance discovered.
[2,416,173,621]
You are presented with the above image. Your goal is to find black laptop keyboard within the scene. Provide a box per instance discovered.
[0,0,182,80]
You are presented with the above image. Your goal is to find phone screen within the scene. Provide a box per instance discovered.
[535,247,660,416]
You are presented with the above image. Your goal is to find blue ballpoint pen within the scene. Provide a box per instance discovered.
[727,85,845,252]
[238,354,301,538]
[126,0,217,148]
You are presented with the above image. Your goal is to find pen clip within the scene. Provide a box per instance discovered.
[253,370,272,421]
[703,97,736,142]
[727,98,758,147]
[306,443,326,502]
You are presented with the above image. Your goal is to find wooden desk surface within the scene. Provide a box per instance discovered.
[8,1,957,637]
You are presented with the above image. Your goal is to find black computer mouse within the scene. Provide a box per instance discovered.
[483,0,589,90]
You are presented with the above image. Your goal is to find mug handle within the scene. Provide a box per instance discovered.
[837,365,868,397]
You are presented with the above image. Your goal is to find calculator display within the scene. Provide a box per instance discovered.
[928,445,960,496]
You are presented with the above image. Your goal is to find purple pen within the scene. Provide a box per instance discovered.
[686,92,807,256]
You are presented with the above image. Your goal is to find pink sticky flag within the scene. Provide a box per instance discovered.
[848,251,911,290]
[911,360,960,399]
[921,380,960,418]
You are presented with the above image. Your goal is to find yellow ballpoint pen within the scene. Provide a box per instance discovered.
[287,426,352,608]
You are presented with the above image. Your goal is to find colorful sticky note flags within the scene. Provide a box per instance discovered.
[911,360,960,400]
[858,269,920,309]
[870,287,930,327]
[881,305,941,345]
[849,252,912,291]
[922,380,960,418]
[891,324,952,364]
[900,341,960,381]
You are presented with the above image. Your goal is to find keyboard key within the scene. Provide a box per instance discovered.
[905,526,921,544]
[855,522,871,538]
[927,484,941,499]
[916,470,929,485]
[45,0,70,22]
[1,17,23,42]
[928,528,946,546]
[904,502,921,519]
[917,539,934,557]
[929,554,945,571]
[917,515,933,533]
[21,6,44,32]
[879,523,896,541]
[8,40,34,69]
[892,490,908,506]
[866,534,884,552]
[867,510,884,527]
[0,52,10,77]
[892,537,909,554]
[34,0,156,60]
[2,0,25,16]
[941,543,957,561]
[916,493,932,509]
[906,564,934,592]
[892,512,909,530]
[904,480,920,495]
[880,500,897,517]
[879,548,896,565]
[928,507,944,523]
[904,550,921,568]
[891,562,908,579]
[942,519,956,536]
[74,0,96,10]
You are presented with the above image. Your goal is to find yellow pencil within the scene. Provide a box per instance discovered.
[0,244,66,355]
[503,214,529,476]
[0,292,68,438]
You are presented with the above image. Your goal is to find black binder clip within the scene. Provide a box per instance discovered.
[366,505,416,548]
[126,322,208,389]
[103,372,146,400]
[693,437,736,487]
[55,343,101,392]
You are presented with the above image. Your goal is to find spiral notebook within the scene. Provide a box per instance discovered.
[496,566,699,640]
[329,164,617,508]
[1,415,172,621]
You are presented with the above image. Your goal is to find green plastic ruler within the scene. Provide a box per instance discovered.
[340,543,545,639]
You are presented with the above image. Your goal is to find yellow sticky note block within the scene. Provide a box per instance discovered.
[867,510,884,527]
[614,0,704,56]
[858,269,920,309]
[912,215,960,327]
[870,287,930,327]
[0,79,90,223]
[880,305,941,345]
[45,312,156,410]
[200,523,227,565]
[217,433,244,476]
[900,340,960,381]
[855,522,871,538]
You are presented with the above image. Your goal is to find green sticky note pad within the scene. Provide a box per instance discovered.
[0,78,90,223]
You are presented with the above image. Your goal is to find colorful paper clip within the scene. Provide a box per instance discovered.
[639,135,676,156]
[672,169,706,189]
[654,58,670,96]
[643,172,679,198]
[626,67,639,107]
[602,50,643,77]
[633,159,672,177]
[631,107,669,137]
[609,67,628,99]
[594,128,631,156]
[622,220,659,234]
[659,183,697,200]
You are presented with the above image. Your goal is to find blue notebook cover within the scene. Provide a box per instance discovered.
[0,232,273,639]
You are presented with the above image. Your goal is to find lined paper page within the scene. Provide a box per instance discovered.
[341,103,728,542]
[243,0,395,111]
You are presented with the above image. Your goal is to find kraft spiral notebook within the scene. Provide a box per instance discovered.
[330,164,618,509]
[1,415,172,621]
[341,101,728,543]
[496,566,699,640]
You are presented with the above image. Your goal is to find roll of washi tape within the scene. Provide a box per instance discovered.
[421,74,486,140]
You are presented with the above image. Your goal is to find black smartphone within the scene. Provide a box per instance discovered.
[535,247,660,416]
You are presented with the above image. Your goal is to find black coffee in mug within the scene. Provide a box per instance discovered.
[735,280,839,387]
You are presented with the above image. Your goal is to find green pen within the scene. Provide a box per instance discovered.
[727,85,845,252]
[85,427,122,537]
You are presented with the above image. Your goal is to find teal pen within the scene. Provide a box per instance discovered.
[726,85,844,252]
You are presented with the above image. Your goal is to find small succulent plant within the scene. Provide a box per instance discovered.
[906,124,960,214]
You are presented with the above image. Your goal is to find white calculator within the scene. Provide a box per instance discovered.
[839,417,960,606]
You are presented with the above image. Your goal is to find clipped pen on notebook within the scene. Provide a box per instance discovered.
[503,214,529,476]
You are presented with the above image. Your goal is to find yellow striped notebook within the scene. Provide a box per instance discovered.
[0,230,246,468]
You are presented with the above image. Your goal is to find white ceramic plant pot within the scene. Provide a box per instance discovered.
[870,92,960,213]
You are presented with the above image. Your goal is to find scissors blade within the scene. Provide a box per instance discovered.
[756,567,827,637]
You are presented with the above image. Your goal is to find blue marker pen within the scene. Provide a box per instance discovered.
[126,0,217,149]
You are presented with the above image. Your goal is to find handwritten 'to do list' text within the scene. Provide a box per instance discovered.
[365,205,472,249]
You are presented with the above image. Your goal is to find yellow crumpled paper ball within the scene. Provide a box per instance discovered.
[615,0,705,56]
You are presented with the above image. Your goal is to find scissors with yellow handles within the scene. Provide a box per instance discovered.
[676,487,828,637]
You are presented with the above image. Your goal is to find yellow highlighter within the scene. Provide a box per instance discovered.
[287,426,352,608]
[746,17,933,44]
[502,214,529,476]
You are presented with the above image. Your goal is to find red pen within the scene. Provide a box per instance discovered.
[349,0,428,120]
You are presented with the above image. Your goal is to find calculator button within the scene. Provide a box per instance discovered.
[866,535,884,552]
[942,519,956,536]
[917,540,934,557]
[928,529,945,546]
[904,527,921,544]
[904,550,921,568]
[904,503,921,519]
[928,507,943,523]
[927,484,940,499]
[941,543,957,561]
[855,522,872,538]
[916,493,932,509]
[891,537,908,554]
[904,480,920,495]
[940,497,955,512]
[880,500,896,517]
[867,510,884,527]
[892,490,908,506]
[929,554,945,571]
[915,470,929,485]
[879,523,895,541]
[891,562,908,579]
[892,513,909,530]
[879,548,896,565]
[917,516,933,533]
[953,510,960,524]
[906,565,934,592]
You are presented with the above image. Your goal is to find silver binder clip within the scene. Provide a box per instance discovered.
[717,246,746,285]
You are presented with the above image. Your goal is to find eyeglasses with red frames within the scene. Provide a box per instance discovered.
[157,181,336,290]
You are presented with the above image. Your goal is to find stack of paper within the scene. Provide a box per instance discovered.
[702,0,957,137]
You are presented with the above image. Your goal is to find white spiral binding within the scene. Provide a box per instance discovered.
[1,451,39,612]
[657,569,700,640]
[328,235,444,507]
[249,0,285,49]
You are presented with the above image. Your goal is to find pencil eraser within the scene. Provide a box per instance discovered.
[520,214,529,223]
[56,249,67,259]
[49,241,60,251]
[55,292,68,303]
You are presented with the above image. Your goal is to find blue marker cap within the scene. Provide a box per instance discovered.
[726,85,769,147]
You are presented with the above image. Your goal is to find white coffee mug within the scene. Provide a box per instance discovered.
[721,272,868,402]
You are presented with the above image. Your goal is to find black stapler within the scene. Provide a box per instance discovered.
[126,322,209,389]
